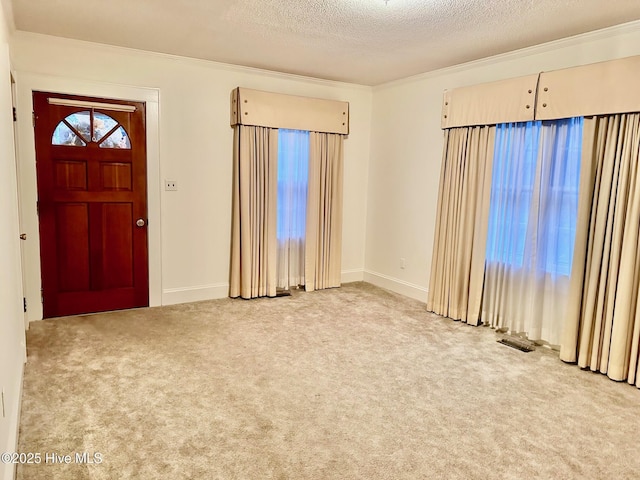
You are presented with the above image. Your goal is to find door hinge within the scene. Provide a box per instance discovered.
[41,289,44,304]
[23,297,27,313]
[12,107,16,122]
[32,111,35,128]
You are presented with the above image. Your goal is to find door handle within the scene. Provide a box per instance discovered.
[136,219,146,227]
[20,233,27,240]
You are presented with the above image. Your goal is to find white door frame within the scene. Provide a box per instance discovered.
[10,73,28,330]
[13,72,162,321]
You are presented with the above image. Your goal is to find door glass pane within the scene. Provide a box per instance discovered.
[99,126,131,149]
[64,111,91,142]
[52,122,87,146]
[93,112,118,142]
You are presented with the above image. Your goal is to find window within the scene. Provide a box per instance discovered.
[276,129,309,288]
[277,129,309,241]
[485,117,583,276]
[486,121,540,268]
[52,111,131,149]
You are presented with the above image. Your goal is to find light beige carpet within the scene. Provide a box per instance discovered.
[16,282,640,479]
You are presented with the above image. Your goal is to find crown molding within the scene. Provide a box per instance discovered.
[10,31,373,92]
[374,19,640,91]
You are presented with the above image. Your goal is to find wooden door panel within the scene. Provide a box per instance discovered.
[101,203,134,289]
[101,163,132,191]
[54,160,87,190]
[34,91,148,318]
[55,203,90,292]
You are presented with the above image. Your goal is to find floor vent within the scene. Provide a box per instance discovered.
[498,336,536,352]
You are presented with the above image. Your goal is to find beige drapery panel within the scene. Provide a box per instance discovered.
[229,125,279,299]
[305,132,344,292]
[427,126,495,324]
[560,114,640,386]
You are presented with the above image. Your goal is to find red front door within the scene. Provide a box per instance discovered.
[33,92,149,318]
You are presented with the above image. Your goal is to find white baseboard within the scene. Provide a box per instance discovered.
[341,269,364,284]
[162,283,229,305]
[163,271,366,305]
[363,270,428,303]
[3,358,25,480]
[163,271,365,305]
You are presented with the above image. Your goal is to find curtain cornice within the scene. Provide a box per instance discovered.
[231,87,349,135]
[442,54,640,129]
[536,56,640,120]
[441,75,538,129]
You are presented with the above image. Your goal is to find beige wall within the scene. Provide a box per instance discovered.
[365,21,640,301]
[0,2,26,479]
[10,32,372,318]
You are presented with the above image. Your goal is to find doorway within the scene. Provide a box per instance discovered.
[33,91,149,318]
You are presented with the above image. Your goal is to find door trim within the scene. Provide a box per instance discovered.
[10,73,28,331]
[14,72,161,322]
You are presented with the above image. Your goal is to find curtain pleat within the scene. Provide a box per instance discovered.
[560,114,640,386]
[229,125,278,299]
[427,126,495,324]
[305,132,344,291]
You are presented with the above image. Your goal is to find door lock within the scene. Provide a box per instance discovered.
[19,233,27,240]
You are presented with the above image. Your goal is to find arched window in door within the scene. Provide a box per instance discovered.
[52,110,131,149]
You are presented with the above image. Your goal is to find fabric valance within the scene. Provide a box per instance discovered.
[441,75,538,129]
[536,56,640,120]
[442,55,640,129]
[230,87,349,135]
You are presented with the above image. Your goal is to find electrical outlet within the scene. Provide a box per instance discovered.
[400,258,406,269]
[165,180,178,191]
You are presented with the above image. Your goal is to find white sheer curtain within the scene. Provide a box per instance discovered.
[482,118,583,345]
[276,129,310,289]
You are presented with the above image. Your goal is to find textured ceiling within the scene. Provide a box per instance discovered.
[9,0,640,85]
